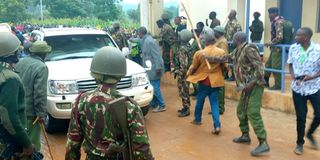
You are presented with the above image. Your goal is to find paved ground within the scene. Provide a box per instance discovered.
[42,83,320,160]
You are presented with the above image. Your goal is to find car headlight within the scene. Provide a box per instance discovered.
[49,80,78,95]
[132,73,149,87]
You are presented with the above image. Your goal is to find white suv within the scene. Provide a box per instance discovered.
[30,28,153,132]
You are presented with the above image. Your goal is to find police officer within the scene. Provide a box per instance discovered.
[175,29,192,117]
[0,32,34,159]
[16,41,51,152]
[112,22,129,51]
[65,46,154,160]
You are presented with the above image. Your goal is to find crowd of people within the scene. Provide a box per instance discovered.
[0,6,319,160]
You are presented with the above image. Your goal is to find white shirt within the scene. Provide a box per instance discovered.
[287,42,320,96]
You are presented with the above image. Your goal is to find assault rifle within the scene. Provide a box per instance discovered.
[108,96,135,160]
[0,124,43,160]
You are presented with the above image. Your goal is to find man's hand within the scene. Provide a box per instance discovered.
[303,75,313,81]
[206,19,209,26]
[242,82,255,93]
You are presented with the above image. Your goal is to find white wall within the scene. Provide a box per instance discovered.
[249,0,266,42]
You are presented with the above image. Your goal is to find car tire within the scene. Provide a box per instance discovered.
[141,105,150,116]
[44,113,59,133]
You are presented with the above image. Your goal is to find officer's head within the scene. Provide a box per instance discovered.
[268,7,279,21]
[253,12,261,19]
[213,26,225,38]
[113,22,120,31]
[0,32,21,64]
[209,11,217,20]
[202,27,215,45]
[228,10,237,20]
[90,46,127,84]
[29,41,52,60]
[232,32,247,47]
[156,19,165,28]
[179,29,192,43]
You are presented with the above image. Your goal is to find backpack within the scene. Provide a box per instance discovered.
[282,20,294,44]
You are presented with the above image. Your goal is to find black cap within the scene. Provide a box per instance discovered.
[253,12,261,17]
[268,7,279,14]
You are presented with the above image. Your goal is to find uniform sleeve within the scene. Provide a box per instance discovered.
[147,41,162,70]
[127,103,154,160]
[179,47,189,72]
[271,21,284,44]
[245,46,265,86]
[33,65,48,118]
[0,79,31,148]
[65,96,84,160]
[236,22,242,32]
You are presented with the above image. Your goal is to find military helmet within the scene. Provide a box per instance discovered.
[0,32,20,57]
[202,27,215,42]
[113,22,120,29]
[161,13,169,20]
[213,26,225,34]
[29,41,52,54]
[90,46,127,78]
[179,29,192,42]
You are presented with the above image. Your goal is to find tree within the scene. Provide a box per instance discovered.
[127,4,140,23]
[92,0,122,21]
[0,0,30,23]
[164,5,178,20]
[46,0,86,18]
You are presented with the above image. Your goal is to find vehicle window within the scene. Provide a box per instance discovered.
[45,34,116,61]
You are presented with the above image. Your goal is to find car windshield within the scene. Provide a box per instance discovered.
[45,34,115,61]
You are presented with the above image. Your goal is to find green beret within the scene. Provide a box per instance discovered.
[268,7,279,14]
[213,26,225,33]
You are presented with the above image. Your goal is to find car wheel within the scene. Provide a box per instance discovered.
[44,113,58,133]
[141,105,150,116]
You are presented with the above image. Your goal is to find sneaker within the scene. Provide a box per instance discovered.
[233,135,251,144]
[178,108,190,117]
[251,141,270,156]
[294,144,303,155]
[307,133,319,150]
[190,120,202,125]
[212,128,221,135]
[152,106,166,113]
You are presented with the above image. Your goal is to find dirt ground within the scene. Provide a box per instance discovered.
[41,83,320,160]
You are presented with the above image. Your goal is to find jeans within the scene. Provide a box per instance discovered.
[150,79,165,108]
[194,84,220,129]
[292,90,320,145]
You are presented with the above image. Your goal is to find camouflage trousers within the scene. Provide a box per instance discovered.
[265,48,282,88]
[237,86,267,140]
[176,73,190,109]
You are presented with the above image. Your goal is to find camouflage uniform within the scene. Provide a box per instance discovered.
[225,19,242,41]
[65,85,154,160]
[159,23,177,72]
[265,16,284,89]
[174,42,191,111]
[113,31,129,50]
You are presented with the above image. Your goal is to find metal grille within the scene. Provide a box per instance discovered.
[77,76,132,92]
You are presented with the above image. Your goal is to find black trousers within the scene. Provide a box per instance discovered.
[292,90,320,145]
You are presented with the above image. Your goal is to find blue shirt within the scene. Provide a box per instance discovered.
[287,42,320,95]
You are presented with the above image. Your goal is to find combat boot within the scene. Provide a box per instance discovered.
[251,139,270,156]
[233,134,251,144]
[178,108,190,117]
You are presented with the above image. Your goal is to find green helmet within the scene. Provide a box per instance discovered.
[113,22,120,29]
[213,26,225,34]
[29,41,52,54]
[0,32,20,57]
[90,46,127,78]
[161,13,169,20]
[179,29,192,42]
[202,27,215,42]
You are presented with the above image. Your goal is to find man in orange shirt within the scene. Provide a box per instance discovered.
[187,27,225,134]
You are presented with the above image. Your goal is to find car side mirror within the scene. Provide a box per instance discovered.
[121,47,130,57]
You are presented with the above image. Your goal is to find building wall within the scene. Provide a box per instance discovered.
[140,0,163,35]
[302,0,320,42]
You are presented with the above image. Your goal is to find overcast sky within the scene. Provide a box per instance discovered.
[121,0,177,4]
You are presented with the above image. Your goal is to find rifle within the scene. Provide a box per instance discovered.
[0,124,43,160]
[108,96,134,160]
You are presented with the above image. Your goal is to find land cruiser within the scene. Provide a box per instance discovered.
[30,28,153,132]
